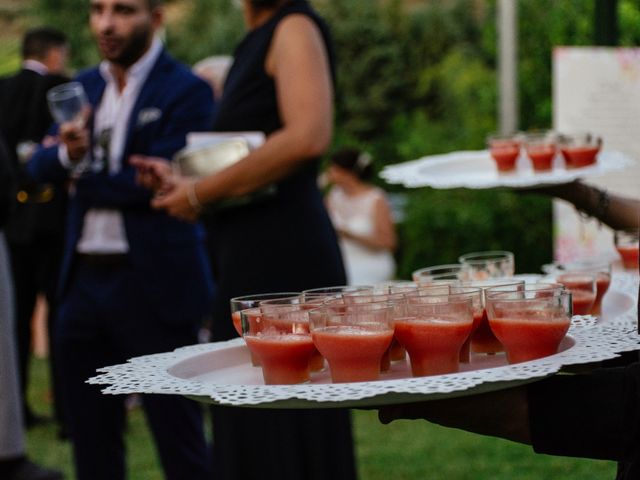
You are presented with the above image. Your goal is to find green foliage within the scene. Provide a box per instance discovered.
[517,0,594,130]
[168,0,244,64]
[33,0,98,69]
[620,0,640,45]
[321,0,409,145]
[0,39,20,77]
[397,188,552,279]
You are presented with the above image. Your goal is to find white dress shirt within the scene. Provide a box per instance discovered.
[23,59,48,75]
[73,37,163,254]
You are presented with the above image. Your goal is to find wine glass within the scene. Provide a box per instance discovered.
[47,81,88,127]
[47,81,94,175]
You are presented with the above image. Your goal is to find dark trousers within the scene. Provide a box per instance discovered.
[8,235,64,427]
[56,258,211,480]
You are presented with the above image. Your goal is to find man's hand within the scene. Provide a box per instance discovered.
[59,106,92,162]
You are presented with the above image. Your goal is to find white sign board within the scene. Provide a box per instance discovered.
[552,47,640,264]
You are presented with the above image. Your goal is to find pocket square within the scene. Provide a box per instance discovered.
[137,107,162,127]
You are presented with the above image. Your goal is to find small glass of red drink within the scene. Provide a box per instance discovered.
[260,297,326,372]
[487,133,521,173]
[459,278,525,355]
[242,304,316,385]
[309,302,394,383]
[544,260,612,316]
[614,228,639,270]
[556,272,597,316]
[238,307,264,366]
[485,286,571,364]
[558,132,602,169]
[406,286,482,364]
[342,290,408,368]
[458,251,515,281]
[523,131,557,172]
[231,292,300,337]
[394,291,474,376]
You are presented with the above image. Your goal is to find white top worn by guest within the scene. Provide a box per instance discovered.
[326,185,396,285]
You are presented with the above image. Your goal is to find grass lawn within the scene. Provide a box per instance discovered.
[27,357,616,480]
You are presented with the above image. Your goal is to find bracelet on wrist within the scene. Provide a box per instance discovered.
[576,185,609,225]
[187,180,202,212]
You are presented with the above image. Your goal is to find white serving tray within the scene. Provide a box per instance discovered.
[380,149,635,189]
[88,274,638,409]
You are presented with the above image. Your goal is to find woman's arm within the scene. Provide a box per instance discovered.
[151,14,333,218]
[525,181,639,230]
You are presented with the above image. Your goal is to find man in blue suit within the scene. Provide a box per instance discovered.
[28,1,215,479]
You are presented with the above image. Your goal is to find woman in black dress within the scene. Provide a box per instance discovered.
[134,1,357,479]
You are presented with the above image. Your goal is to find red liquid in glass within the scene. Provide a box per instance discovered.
[471,309,504,354]
[489,316,570,364]
[244,334,315,385]
[309,349,325,372]
[231,311,242,337]
[617,245,639,270]
[459,310,483,363]
[394,318,472,376]
[312,326,393,383]
[557,274,596,315]
[571,290,596,315]
[526,146,555,172]
[591,274,611,316]
[490,146,520,172]
[561,146,599,168]
[389,338,406,362]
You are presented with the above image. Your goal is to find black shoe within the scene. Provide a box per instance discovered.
[7,459,63,480]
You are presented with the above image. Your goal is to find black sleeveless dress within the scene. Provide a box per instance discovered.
[206,2,357,479]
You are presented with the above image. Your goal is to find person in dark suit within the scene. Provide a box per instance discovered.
[0,134,64,480]
[0,26,69,430]
[27,1,215,479]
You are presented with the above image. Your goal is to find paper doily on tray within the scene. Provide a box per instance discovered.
[89,315,639,408]
[380,149,636,189]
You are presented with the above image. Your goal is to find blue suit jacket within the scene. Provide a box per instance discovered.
[29,50,216,326]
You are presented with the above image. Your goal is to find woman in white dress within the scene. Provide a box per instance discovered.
[325,148,397,285]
